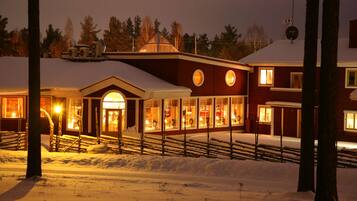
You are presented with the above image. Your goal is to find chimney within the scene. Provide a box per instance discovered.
[350,19,357,48]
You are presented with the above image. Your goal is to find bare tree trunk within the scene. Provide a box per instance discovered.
[298,0,319,192]
[315,0,339,200]
[26,0,42,178]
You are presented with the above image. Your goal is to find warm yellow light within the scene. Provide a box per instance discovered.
[11,112,17,118]
[54,105,62,114]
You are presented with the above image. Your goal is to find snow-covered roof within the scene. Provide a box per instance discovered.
[0,57,191,98]
[239,38,357,67]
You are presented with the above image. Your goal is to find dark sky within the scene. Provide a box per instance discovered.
[1,0,356,41]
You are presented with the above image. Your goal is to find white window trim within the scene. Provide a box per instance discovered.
[258,67,274,87]
[345,68,357,89]
[344,110,357,133]
[181,97,198,130]
[290,72,303,88]
[66,97,83,132]
[257,105,272,125]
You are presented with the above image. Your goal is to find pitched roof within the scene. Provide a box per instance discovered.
[239,38,357,67]
[139,35,178,53]
[0,57,191,98]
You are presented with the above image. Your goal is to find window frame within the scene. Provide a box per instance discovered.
[345,68,357,89]
[181,97,198,130]
[192,69,205,87]
[257,105,272,124]
[290,72,303,89]
[344,110,357,132]
[66,97,83,131]
[230,96,245,126]
[225,70,236,87]
[144,99,162,132]
[1,96,25,119]
[258,67,274,87]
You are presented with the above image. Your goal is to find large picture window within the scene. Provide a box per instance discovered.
[258,105,272,123]
[67,98,82,130]
[182,98,197,129]
[164,99,179,130]
[345,111,357,131]
[144,100,161,132]
[259,67,273,86]
[231,97,244,126]
[1,97,24,118]
[199,98,213,128]
[346,69,357,88]
[215,97,229,127]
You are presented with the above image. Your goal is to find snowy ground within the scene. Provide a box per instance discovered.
[0,133,356,201]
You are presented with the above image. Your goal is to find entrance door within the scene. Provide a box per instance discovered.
[104,109,122,136]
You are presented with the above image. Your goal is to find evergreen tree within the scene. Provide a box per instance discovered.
[41,24,63,56]
[182,33,194,53]
[315,0,339,200]
[126,17,134,38]
[64,17,74,48]
[133,15,141,39]
[103,17,131,52]
[0,15,11,56]
[161,27,170,38]
[79,16,100,45]
[26,0,42,179]
[298,0,319,192]
[10,28,29,56]
[154,18,160,33]
[197,33,210,55]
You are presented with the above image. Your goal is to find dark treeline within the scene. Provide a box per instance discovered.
[0,15,271,60]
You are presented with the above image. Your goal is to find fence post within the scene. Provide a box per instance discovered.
[118,110,122,154]
[206,117,210,157]
[95,107,100,144]
[255,117,259,160]
[161,99,165,156]
[229,97,233,159]
[183,110,187,157]
[140,131,144,154]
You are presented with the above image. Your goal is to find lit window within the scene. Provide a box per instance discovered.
[182,98,197,129]
[1,97,24,118]
[231,97,244,125]
[291,72,303,88]
[346,69,357,88]
[225,70,236,86]
[67,98,82,130]
[259,68,273,86]
[258,105,272,123]
[164,99,179,130]
[193,69,204,87]
[345,111,357,131]
[102,92,126,133]
[215,97,229,127]
[199,98,213,128]
[144,100,161,132]
[40,97,52,118]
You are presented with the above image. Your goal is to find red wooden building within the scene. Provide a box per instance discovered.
[240,20,357,142]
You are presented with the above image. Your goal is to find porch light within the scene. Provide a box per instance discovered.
[54,105,62,114]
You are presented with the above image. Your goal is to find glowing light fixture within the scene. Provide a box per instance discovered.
[54,105,62,114]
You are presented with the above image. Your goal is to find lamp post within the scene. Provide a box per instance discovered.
[54,104,62,151]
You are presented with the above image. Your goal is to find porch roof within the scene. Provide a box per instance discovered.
[0,57,191,99]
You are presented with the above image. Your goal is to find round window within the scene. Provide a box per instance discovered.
[225,70,236,86]
[192,69,204,87]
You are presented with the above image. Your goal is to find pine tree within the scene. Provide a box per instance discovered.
[154,18,160,34]
[26,0,42,179]
[182,33,194,53]
[298,0,319,192]
[211,24,243,60]
[79,16,100,45]
[197,33,210,56]
[315,0,339,200]
[41,24,63,56]
[161,27,169,38]
[0,15,11,56]
[10,28,29,56]
[133,15,141,39]
[64,18,74,48]
[126,17,134,38]
[103,17,131,52]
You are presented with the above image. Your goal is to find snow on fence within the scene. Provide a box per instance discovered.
[0,131,27,151]
[47,132,357,168]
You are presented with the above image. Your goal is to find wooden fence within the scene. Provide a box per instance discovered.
[0,131,27,150]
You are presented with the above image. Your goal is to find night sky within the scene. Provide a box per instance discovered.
[1,0,356,41]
